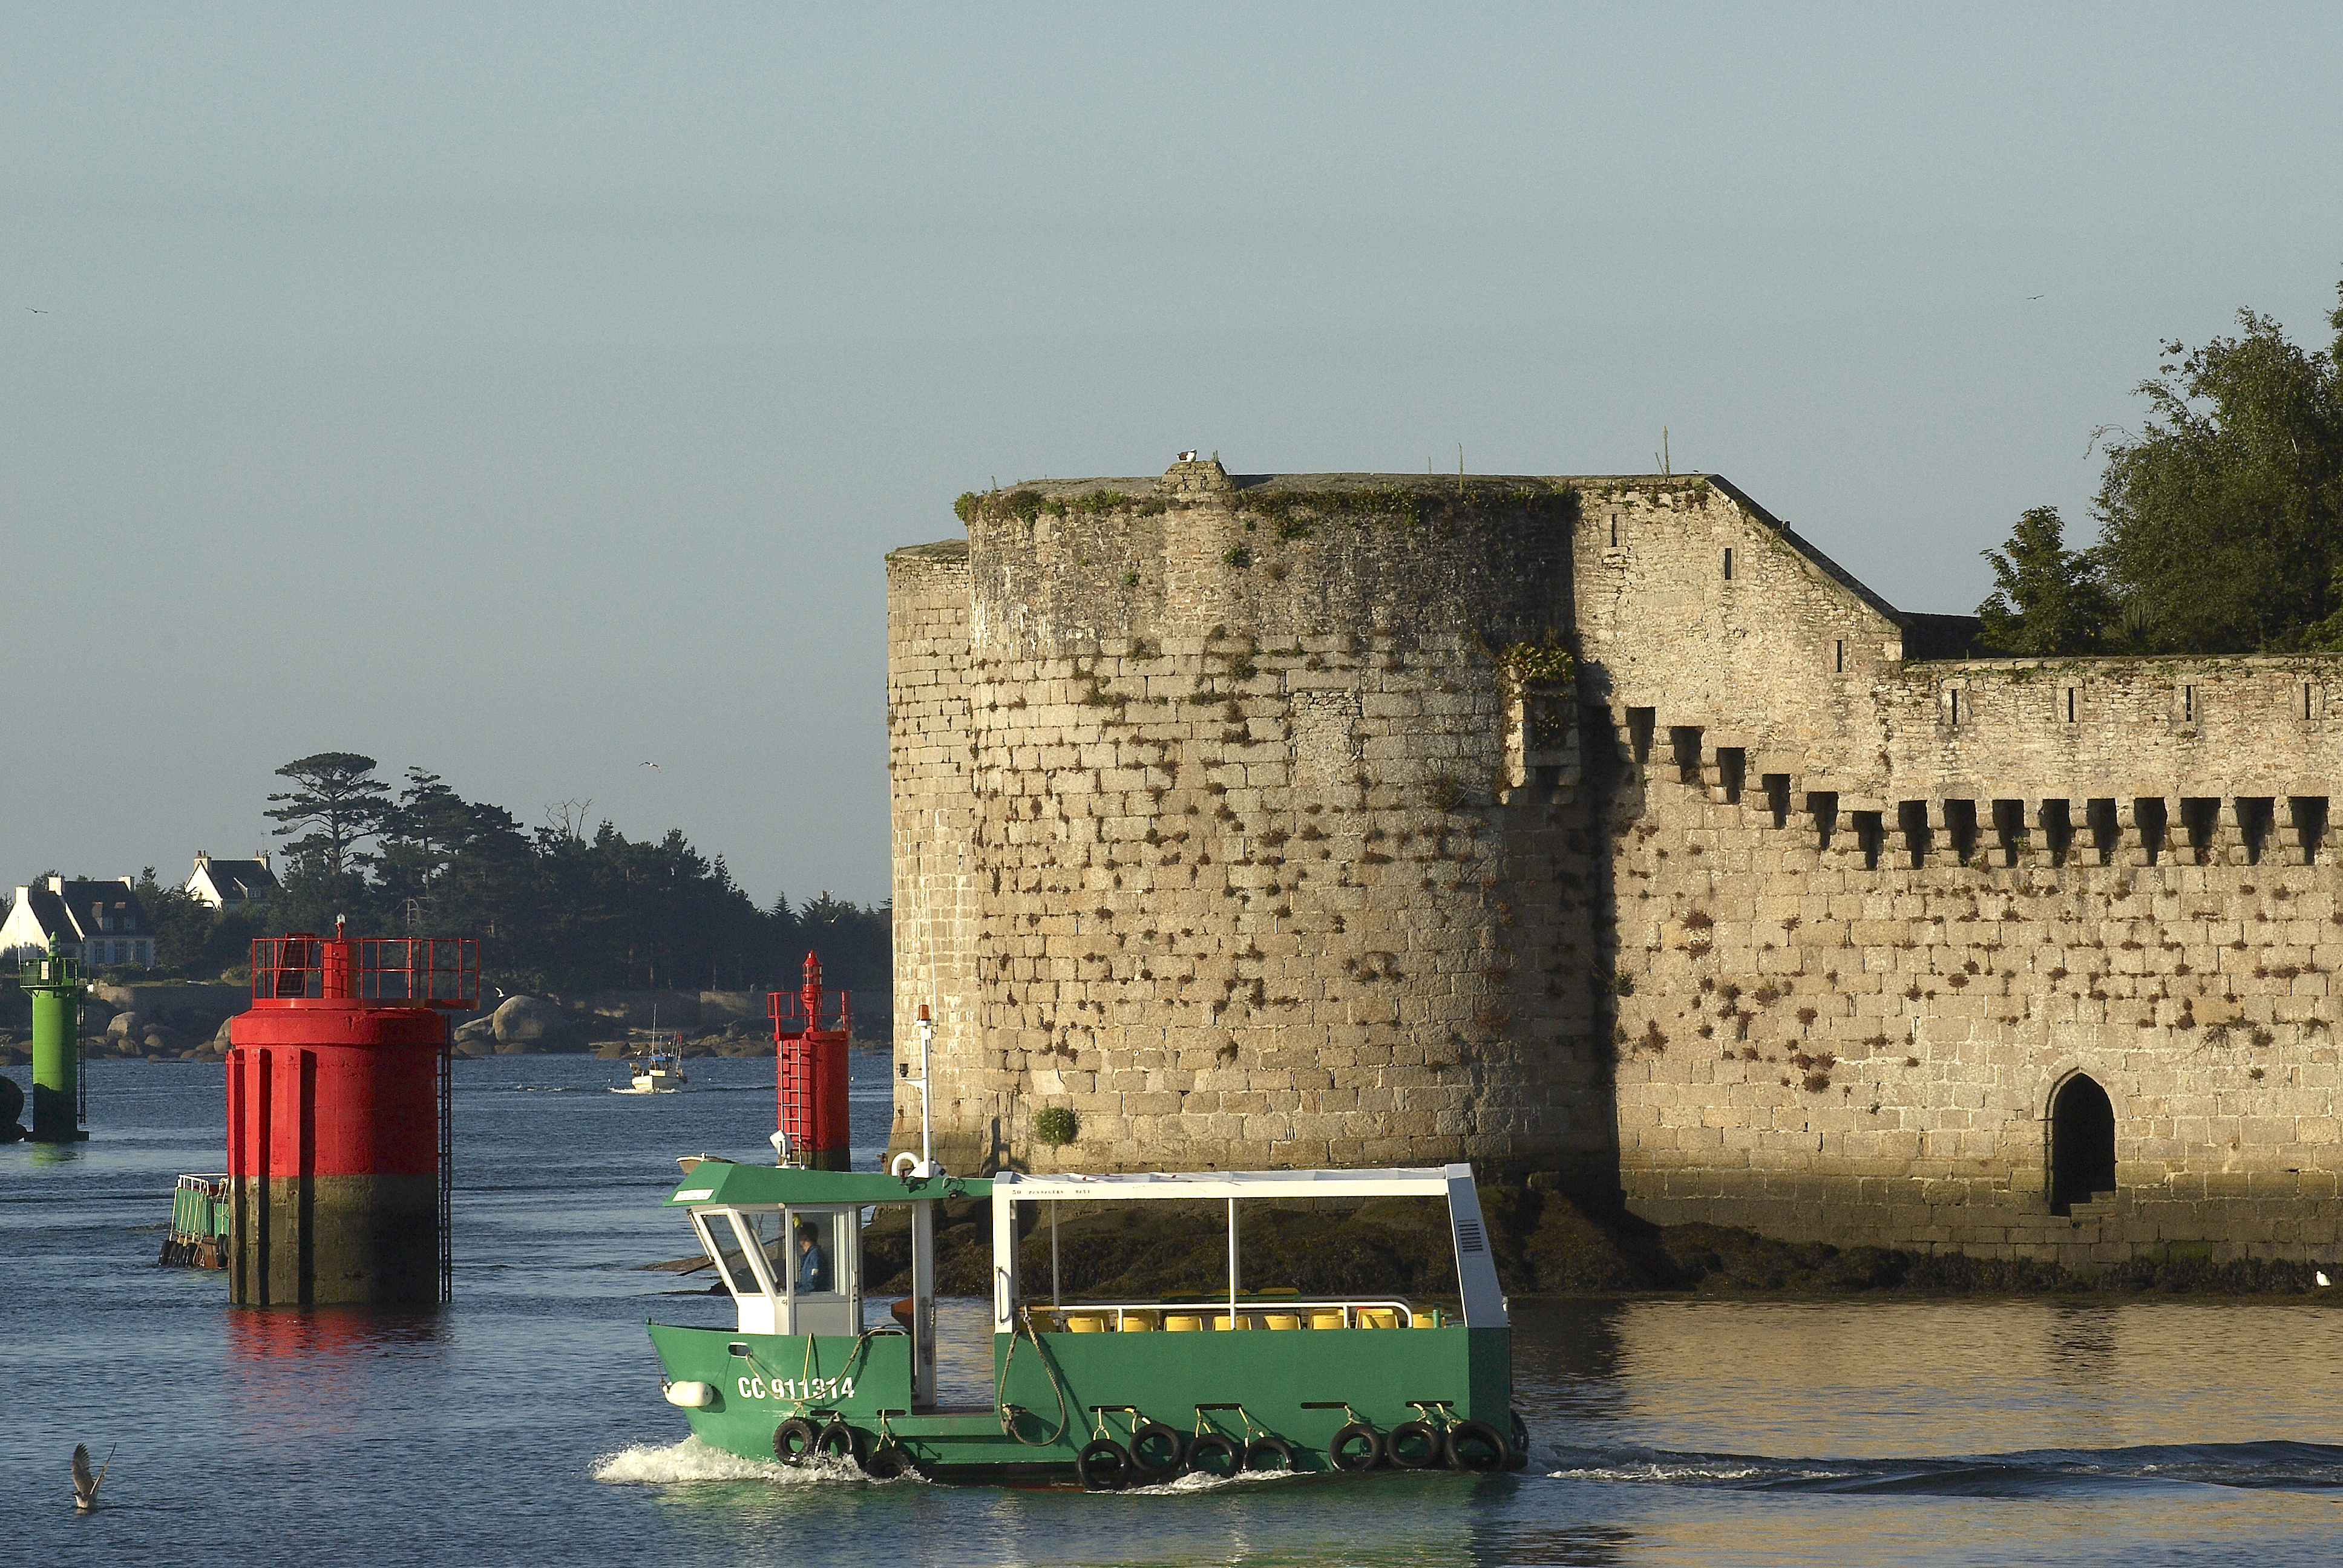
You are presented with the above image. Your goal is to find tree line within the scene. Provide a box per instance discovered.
[132,753,889,996]
[1978,270,2343,656]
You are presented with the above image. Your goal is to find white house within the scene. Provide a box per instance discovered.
[186,851,278,908]
[1,875,157,967]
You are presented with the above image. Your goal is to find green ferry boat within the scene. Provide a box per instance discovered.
[644,1161,1525,1488]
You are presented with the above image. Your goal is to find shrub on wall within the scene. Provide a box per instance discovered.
[1034,1106,1078,1147]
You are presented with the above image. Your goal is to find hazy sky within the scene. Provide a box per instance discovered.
[6,4,2339,909]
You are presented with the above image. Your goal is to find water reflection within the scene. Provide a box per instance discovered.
[20,1057,2343,1567]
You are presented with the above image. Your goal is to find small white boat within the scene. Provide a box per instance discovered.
[612,1042,689,1094]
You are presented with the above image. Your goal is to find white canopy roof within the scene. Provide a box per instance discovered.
[992,1165,1464,1202]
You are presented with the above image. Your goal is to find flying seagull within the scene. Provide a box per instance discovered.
[73,1443,113,1512]
[27,307,48,313]
[640,761,660,769]
[2025,295,2045,301]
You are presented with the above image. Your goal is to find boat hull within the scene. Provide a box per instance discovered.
[646,1318,1512,1481]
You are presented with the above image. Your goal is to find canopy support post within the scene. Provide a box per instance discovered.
[1227,1197,1239,1328]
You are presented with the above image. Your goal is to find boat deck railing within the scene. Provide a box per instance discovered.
[1022,1298,1435,1333]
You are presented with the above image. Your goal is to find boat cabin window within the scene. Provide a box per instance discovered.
[691,1210,762,1298]
[690,1204,860,1338]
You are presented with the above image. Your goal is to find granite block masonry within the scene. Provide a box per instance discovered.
[888,458,2343,1266]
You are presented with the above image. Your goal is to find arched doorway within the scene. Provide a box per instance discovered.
[2049,1074,2116,1215]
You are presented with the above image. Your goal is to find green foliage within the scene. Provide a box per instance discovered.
[1976,506,2114,655]
[1221,544,1252,569]
[1499,630,1578,690]
[1032,1105,1078,1146]
[185,757,895,995]
[954,492,981,523]
[2094,283,2343,653]
[264,753,392,880]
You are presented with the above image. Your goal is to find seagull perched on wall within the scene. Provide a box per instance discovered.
[1178,449,1198,462]
[2319,1270,2332,1287]
[73,1443,113,1511]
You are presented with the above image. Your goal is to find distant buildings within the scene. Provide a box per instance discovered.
[1,875,156,967]
[186,851,278,909]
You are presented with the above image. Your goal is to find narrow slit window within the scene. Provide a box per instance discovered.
[2180,684,2196,724]
[1948,689,1962,728]
[2063,686,2076,724]
[1833,639,1844,673]
[1722,547,1734,581]
[1608,513,1620,547]
[2306,683,2317,721]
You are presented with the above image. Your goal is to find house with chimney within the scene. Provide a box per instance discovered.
[1,875,156,967]
[186,851,278,909]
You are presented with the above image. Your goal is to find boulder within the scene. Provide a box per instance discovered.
[107,1010,146,1041]
[492,995,580,1048]
[454,1017,497,1046]
[93,982,246,1037]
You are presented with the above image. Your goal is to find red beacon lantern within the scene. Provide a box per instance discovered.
[770,951,851,1169]
[226,920,477,1306]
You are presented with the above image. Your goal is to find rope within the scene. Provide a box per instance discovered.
[997,1317,1071,1446]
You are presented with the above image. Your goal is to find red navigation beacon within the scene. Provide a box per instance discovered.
[226,920,477,1306]
[770,950,852,1170]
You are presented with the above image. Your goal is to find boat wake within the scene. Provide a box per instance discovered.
[1546,1440,2343,1497]
[593,1436,917,1486]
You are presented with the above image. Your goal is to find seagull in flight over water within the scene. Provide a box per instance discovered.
[73,1443,113,1511]
[640,761,660,769]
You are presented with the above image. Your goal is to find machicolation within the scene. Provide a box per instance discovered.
[890,456,2343,1266]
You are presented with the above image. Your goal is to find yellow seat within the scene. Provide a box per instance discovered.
[1308,1310,1346,1330]
[1211,1313,1253,1330]
[1121,1313,1156,1331]
[1028,1312,1060,1333]
[1164,1315,1203,1332]
[1359,1308,1398,1329]
[1262,1313,1302,1331]
[1411,1313,1438,1328]
[1065,1314,1106,1333]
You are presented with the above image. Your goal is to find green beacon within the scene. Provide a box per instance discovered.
[23,938,90,1143]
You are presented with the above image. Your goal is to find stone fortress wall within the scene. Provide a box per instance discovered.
[890,458,2343,1264]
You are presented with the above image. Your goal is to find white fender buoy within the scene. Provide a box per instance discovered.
[663,1380,718,1408]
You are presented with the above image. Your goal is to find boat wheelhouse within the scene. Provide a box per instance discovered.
[644,1160,1523,1486]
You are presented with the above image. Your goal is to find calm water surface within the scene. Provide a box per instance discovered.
[7,1052,2343,1566]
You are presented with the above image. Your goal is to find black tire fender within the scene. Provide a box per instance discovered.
[1185,1431,1244,1478]
[773,1416,821,1465]
[816,1420,866,1466]
[1444,1419,1507,1472]
[860,1442,908,1480]
[1076,1437,1133,1491]
[1129,1421,1187,1481]
[1329,1422,1384,1472]
[1386,1419,1443,1470]
[1507,1409,1532,1471]
[1242,1435,1294,1474]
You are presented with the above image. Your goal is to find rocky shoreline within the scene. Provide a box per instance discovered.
[0,982,879,1067]
[834,1181,2343,1302]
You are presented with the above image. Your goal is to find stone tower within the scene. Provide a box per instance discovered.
[891,457,2343,1266]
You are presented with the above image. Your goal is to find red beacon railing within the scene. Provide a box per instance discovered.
[250,920,479,1009]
